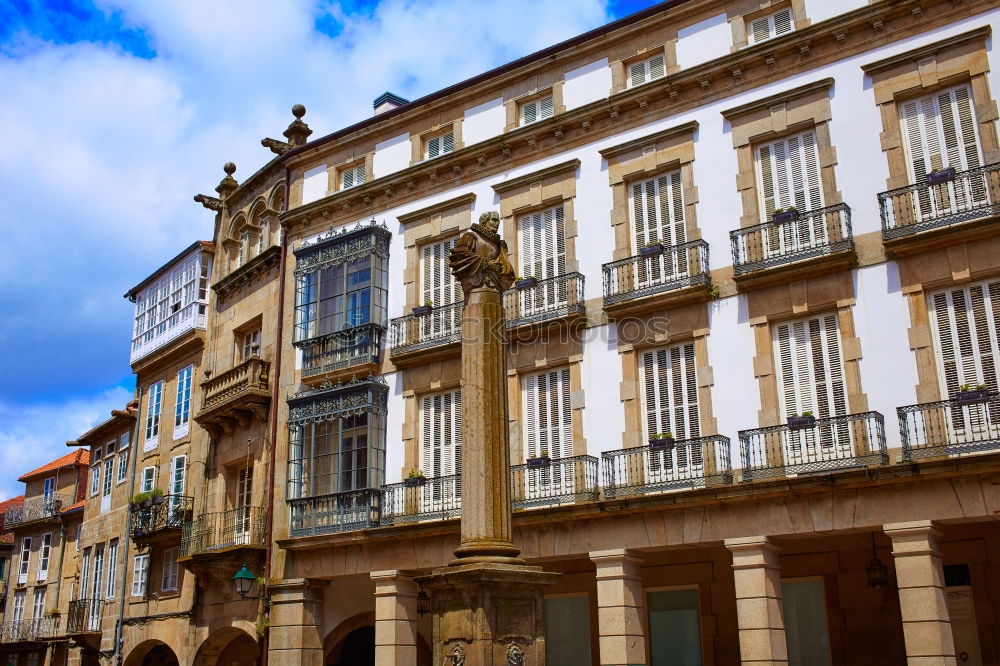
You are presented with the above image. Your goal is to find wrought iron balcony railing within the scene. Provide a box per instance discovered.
[503,272,585,328]
[899,393,1000,461]
[388,302,463,357]
[0,616,60,643]
[602,435,733,498]
[731,203,852,275]
[511,454,599,509]
[200,356,269,411]
[380,474,461,526]
[879,162,1000,240]
[4,493,70,527]
[129,495,193,540]
[288,489,381,537]
[180,506,265,557]
[295,323,384,377]
[739,411,887,481]
[602,240,711,307]
[66,599,103,634]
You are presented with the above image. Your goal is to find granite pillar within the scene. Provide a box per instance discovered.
[590,549,647,666]
[372,570,419,666]
[726,536,787,666]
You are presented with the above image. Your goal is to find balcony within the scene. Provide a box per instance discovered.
[388,302,462,364]
[602,436,733,498]
[739,411,887,482]
[0,616,60,643]
[4,493,70,527]
[503,272,585,331]
[296,323,383,379]
[130,300,208,365]
[66,599,103,635]
[899,392,1000,461]
[602,240,711,315]
[129,495,193,543]
[195,356,271,435]
[288,489,381,537]
[511,454,599,509]
[180,506,266,558]
[731,203,853,288]
[380,475,461,526]
[879,162,1000,255]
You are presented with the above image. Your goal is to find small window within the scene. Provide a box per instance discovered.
[145,381,163,448]
[131,554,149,597]
[117,450,129,483]
[239,328,262,363]
[141,467,156,493]
[106,539,119,599]
[627,53,665,88]
[747,7,793,45]
[105,441,115,458]
[90,460,101,496]
[37,534,51,581]
[340,164,366,190]
[520,95,554,126]
[119,432,130,450]
[425,130,454,160]
[161,547,179,591]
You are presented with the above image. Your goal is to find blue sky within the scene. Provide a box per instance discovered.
[0,0,662,499]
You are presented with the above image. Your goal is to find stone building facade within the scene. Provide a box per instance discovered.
[4,0,1000,664]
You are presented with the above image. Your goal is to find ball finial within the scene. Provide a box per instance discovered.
[292,104,306,119]
[223,162,236,176]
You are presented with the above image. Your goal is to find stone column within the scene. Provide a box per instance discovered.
[372,570,419,666]
[885,520,956,666]
[268,578,325,666]
[726,536,787,666]
[590,549,647,666]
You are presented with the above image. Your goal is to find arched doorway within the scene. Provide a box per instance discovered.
[123,640,179,666]
[328,626,375,666]
[193,627,259,666]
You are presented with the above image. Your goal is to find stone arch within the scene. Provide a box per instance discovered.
[193,626,259,666]
[123,640,179,666]
[267,182,286,212]
[323,612,374,665]
[228,211,248,241]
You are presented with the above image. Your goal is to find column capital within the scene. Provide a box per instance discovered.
[884,520,943,558]
[371,570,420,597]
[269,578,327,605]
[724,535,781,553]
[884,519,942,539]
[590,549,644,578]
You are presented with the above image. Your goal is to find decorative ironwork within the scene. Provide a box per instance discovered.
[878,162,1000,239]
[288,489,381,537]
[898,393,1000,461]
[200,357,270,411]
[503,272,585,328]
[602,240,710,306]
[67,598,103,634]
[506,642,525,666]
[293,220,390,276]
[380,474,461,526]
[446,643,466,666]
[294,323,384,378]
[287,374,388,427]
[180,506,265,558]
[730,203,853,274]
[510,454,599,509]
[602,435,733,498]
[388,301,463,356]
[5,493,69,527]
[129,495,193,540]
[739,411,887,481]
[0,616,60,642]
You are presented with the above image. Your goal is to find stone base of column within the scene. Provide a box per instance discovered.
[417,562,559,666]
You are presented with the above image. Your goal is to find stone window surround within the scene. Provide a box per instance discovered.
[729,0,809,52]
[861,26,999,190]
[410,120,464,166]
[504,84,565,133]
[506,359,587,462]
[333,156,374,193]
[223,198,280,274]
[599,121,700,261]
[721,78,841,230]
[610,44,673,94]
[398,193,476,310]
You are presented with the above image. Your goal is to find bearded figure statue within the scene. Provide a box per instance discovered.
[448,211,515,300]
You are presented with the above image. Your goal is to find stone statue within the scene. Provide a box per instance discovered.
[449,211,515,299]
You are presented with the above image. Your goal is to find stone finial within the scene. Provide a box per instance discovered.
[215,162,238,199]
[283,104,312,147]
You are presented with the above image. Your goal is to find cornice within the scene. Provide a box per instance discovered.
[491,159,581,194]
[599,120,699,159]
[861,25,992,75]
[720,78,834,120]
[396,193,477,225]
[211,245,281,302]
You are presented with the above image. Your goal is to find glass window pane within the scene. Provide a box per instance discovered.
[647,589,702,666]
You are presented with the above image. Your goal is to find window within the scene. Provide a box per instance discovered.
[424,130,454,160]
[518,205,566,281]
[421,237,460,307]
[18,538,30,583]
[92,544,104,603]
[239,328,262,362]
[42,477,55,501]
[37,534,51,581]
[756,130,822,220]
[174,365,193,438]
[11,589,24,624]
[647,589,702,665]
[102,458,113,504]
[119,431,130,450]
[170,455,186,500]
[161,547,179,591]
[523,368,572,461]
[340,164,366,190]
[747,7,793,45]
[75,525,81,551]
[131,554,149,597]
[544,596,592,665]
[641,343,700,441]
[774,314,847,421]
[117,449,129,483]
[420,390,462,479]
[929,280,1000,399]
[131,251,211,359]
[627,53,665,88]
[106,539,118,599]
[90,458,101,496]
[238,230,254,268]
[520,95,554,126]
[80,548,91,600]
[782,580,833,666]
[141,467,156,493]
[631,171,685,251]
[145,380,162,447]
[31,588,45,619]
[257,219,269,255]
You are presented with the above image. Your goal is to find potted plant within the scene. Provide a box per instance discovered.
[413,301,433,316]
[526,449,552,468]
[953,383,990,405]
[787,411,816,429]
[150,488,166,505]
[772,207,799,223]
[639,242,664,258]
[926,167,957,185]
[403,469,427,487]
[129,491,152,510]
[649,432,675,450]
[515,276,538,290]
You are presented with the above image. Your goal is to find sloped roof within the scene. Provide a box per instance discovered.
[18,449,90,482]
[0,496,24,544]
[60,500,86,513]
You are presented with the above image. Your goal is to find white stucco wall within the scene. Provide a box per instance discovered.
[563,58,611,111]
[705,295,760,460]
[463,97,505,147]
[804,0,868,25]
[675,13,730,70]
[301,164,327,206]
[372,132,411,179]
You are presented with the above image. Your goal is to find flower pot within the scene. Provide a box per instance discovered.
[639,244,664,258]
[953,389,990,405]
[772,209,799,223]
[142,499,154,508]
[649,437,675,450]
[152,496,165,505]
[403,477,426,488]
[412,305,433,316]
[129,504,141,513]
[526,456,551,469]
[515,278,538,290]
[787,415,816,430]
[926,167,956,185]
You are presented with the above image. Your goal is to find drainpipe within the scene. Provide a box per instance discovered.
[115,382,143,666]
[52,521,68,619]
[259,166,290,666]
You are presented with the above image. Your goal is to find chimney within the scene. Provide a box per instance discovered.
[374,92,409,116]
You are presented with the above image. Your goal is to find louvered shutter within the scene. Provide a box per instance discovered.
[540,95,554,119]
[420,390,462,478]
[632,171,685,250]
[774,314,847,420]
[628,55,665,88]
[930,280,1000,399]
[749,8,792,44]
[757,130,823,219]
[642,343,700,441]
[426,136,440,159]
[900,84,982,181]
[629,61,647,87]
[524,368,572,460]
[522,101,537,125]
[648,54,665,80]
[518,205,566,280]
[421,237,460,306]
[773,8,793,36]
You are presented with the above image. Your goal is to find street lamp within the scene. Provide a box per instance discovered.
[865,533,890,590]
[233,563,257,600]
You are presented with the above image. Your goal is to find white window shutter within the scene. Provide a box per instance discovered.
[649,55,665,80]
[518,205,566,280]
[442,131,454,154]
[420,390,462,477]
[427,136,440,159]
[629,61,646,87]
[540,95,554,119]
[749,16,770,43]
[756,131,823,218]
[900,84,982,182]
[641,344,700,441]
[524,368,572,459]
[421,237,459,306]
[773,8,793,35]
[631,171,685,250]
[774,314,848,420]
[342,168,355,189]
[522,101,537,125]
[930,280,1000,398]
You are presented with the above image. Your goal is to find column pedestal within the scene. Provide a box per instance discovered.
[726,536,787,666]
[590,549,647,666]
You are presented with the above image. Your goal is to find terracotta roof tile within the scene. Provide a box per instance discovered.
[0,496,24,513]
[18,449,90,482]
[60,500,86,513]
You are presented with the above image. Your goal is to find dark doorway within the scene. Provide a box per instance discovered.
[330,626,375,666]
